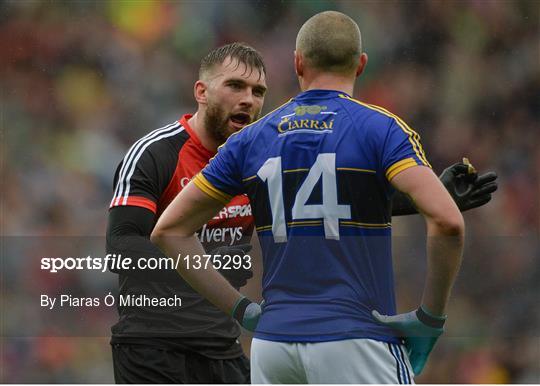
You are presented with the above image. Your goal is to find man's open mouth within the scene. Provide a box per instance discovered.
[229,113,251,127]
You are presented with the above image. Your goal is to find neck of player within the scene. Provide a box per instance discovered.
[300,72,356,97]
[188,112,220,153]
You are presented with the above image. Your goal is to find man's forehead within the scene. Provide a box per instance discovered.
[209,57,266,84]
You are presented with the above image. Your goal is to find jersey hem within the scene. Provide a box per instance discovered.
[253,332,402,344]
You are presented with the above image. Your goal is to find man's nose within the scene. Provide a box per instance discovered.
[239,89,254,107]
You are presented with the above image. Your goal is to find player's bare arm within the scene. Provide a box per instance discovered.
[373,165,465,375]
[391,165,465,315]
[150,180,243,314]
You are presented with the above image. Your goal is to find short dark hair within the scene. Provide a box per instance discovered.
[296,11,362,74]
[199,42,266,80]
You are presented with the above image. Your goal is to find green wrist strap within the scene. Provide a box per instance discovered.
[418,305,447,328]
[231,296,251,322]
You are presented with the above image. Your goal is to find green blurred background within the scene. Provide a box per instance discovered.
[1,0,539,383]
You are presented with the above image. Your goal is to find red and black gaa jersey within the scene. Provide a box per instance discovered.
[110,115,254,248]
[109,115,253,358]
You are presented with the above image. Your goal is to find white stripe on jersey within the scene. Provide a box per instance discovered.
[121,126,185,205]
[111,122,180,206]
[111,122,184,207]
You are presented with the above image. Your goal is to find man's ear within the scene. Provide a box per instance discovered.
[294,50,303,77]
[355,53,368,78]
[194,80,208,104]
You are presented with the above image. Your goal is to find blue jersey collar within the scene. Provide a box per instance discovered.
[294,89,351,100]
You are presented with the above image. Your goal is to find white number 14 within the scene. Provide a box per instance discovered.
[257,153,351,242]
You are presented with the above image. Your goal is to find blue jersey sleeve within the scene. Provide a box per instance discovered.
[193,131,245,204]
[382,117,431,181]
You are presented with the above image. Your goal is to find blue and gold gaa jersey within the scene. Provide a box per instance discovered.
[194,89,430,343]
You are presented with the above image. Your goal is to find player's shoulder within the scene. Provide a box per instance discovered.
[337,95,417,140]
[337,95,397,124]
[125,120,189,158]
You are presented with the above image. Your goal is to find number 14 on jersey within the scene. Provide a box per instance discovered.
[257,153,351,242]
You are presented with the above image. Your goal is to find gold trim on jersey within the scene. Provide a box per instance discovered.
[242,175,258,182]
[340,221,392,229]
[192,173,233,205]
[336,167,376,174]
[243,166,376,181]
[338,94,431,168]
[281,167,376,174]
[256,220,392,232]
[288,220,323,227]
[283,168,310,173]
[255,225,273,232]
[385,157,419,181]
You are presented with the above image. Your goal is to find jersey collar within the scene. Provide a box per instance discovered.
[179,114,216,157]
[293,89,351,101]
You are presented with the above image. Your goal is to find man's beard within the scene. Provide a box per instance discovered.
[204,102,233,145]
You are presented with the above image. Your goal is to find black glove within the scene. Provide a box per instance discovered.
[209,244,253,289]
[439,163,498,211]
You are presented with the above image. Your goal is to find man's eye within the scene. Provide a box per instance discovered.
[254,90,265,98]
[228,83,242,90]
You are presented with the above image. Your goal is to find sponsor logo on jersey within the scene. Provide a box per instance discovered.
[294,105,327,116]
[180,177,191,188]
[277,117,335,134]
[278,105,336,135]
[212,204,252,220]
[196,224,244,245]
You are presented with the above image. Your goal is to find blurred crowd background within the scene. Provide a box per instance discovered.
[1,0,539,383]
